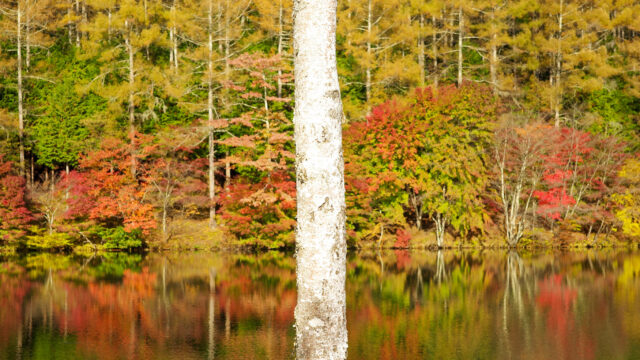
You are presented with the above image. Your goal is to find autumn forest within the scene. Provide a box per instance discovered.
[0,0,639,252]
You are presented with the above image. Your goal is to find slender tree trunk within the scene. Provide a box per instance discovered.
[170,0,178,72]
[225,154,230,192]
[224,0,230,77]
[25,1,30,69]
[277,0,284,97]
[554,0,564,127]
[67,0,73,44]
[293,0,348,358]
[365,0,372,102]
[457,7,463,87]
[208,0,217,229]
[143,0,149,60]
[434,213,447,248]
[432,15,438,89]
[162,203,167,241]
[74,0,80,46]
[17,1,25,176]
[30,154,34,187]
[418,15,425,87]
[65,164,70,211]
[126,21,137,178]
[208,268,216,360]
[489,9,498,95]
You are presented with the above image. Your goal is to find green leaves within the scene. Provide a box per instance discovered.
[345,84,495,243]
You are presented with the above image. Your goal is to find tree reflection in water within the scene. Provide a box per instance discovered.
[0,250,639,359]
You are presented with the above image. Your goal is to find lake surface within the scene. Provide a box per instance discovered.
[1,249,639,360]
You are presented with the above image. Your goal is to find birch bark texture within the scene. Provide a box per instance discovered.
[292,0,348,358]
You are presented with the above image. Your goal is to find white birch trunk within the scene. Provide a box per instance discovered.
[457,7,463,87]
[25,0,30,69]
[418,15,425,87]
[126,21,137,178]
[432,15,438,89]
[293,0,347,357]
[208,0,217,229]
[277,0,284,97]
[554,0,564,127]
[489,9,498,95]
[365,0,372,102]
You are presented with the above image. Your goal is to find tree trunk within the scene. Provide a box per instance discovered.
[224,0,230,78]
[30,154,34,188]
[162,204,167,241]
[170,0,178,72]
[293,0,348,358]
[489,9,498,95]
[75,0,80,46]
[126,21,137,178]
[17,1,25,176]
[25,1,30,69]
[554,0,564,127]
[208,0,217,229]
[432,15,438,89]
[434,213,447,248]
[65,164,70,211]
[208,268,216,360]
[457,7,464,87]
[418,15,425,87]
[225,154,230,192]
[365,0,372,102]
[277,0,284,97]
[67,0,73,44]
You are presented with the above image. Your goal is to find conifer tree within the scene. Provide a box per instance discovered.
[82,0,166,177]
[338,0,416,116]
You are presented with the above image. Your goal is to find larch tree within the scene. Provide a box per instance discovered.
[293,0,347,358]
[176,0,250,228]
[338,0,416,116]
[0,0,27,176]
[530,0,616,127]
[82,0,166,178]
[609,0,640,97]
[471,0,513,96]
[250,0,292,97]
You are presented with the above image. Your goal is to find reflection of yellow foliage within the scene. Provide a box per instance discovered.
[617,256,640,307]
[614,159,640,237]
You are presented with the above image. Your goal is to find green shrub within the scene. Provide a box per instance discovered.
[25,231,73,250]
[95,227,144,250]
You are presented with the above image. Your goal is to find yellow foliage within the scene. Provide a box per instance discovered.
[614,159,640,238]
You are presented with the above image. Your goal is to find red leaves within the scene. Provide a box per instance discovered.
[0,156,32,230]
[529,126,627,222]
[79,137,156,235]
[219,171,296,246]
[534,188,577,220]
[394,229,411,249]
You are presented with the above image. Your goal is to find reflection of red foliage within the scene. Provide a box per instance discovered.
[0,273,32,347]
[394,250,411,270]
[536,275,582,360]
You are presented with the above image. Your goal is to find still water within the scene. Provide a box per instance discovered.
[1,250,640,360]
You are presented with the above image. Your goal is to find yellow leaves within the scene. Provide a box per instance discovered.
[614,159,640,238]
[0,108,15,131]
[134,24,166,48]
[619,159,640,180]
